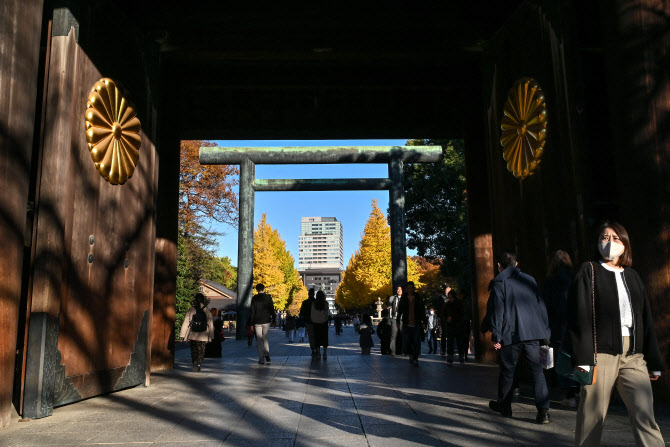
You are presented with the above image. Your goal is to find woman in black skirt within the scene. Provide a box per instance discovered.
[310,290,330,359]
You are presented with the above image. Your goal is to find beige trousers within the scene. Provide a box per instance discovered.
[575,337,665,447]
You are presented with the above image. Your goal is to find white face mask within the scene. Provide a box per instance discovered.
[599,241,625,260]
[429,311,434,315]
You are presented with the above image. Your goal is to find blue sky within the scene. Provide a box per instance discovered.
[207,139,417,268]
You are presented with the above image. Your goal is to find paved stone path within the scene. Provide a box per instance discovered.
[1,325,668,446]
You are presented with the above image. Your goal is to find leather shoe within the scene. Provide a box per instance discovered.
[489,400,512,417]
[536,410,550,424]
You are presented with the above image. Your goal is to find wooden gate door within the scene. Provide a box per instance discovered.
[21,8,159,418]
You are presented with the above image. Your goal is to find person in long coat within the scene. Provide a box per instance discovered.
[179,292,214,372]
[310,290,330,359]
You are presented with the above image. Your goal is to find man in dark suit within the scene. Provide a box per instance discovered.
[386,285,403,355]
[488,251,551,424]
[436,283,451,355]
[396,281,427,366]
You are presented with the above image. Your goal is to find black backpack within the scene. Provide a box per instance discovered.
[190,306,208,332]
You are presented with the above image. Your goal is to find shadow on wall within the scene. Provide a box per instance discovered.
[606,3,670,398]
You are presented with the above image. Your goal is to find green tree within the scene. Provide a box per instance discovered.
[175,229,215,333]
[203,256,238,291]
[404,139,469,291]
[336,199,422,310]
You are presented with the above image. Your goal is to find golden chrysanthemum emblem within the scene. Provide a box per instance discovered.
[85,78,141,185]
[500,78,548,180]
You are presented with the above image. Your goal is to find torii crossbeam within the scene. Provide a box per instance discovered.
[200,146,443,339]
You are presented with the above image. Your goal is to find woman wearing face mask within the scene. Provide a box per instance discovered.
[567,222,664,447]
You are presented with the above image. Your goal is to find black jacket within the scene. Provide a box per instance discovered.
[377,318,391,341]
[387,294,401,320]
[488,266,550,345]
[249,292,275,325]
[436,293,449,324]
[299,297,315,324]
[543,268,573,345]
[566,262,664,371]
[442,299,465,334]
[396,293,427,327]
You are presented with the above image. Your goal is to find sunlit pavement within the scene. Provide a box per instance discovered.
[2,325,668,446]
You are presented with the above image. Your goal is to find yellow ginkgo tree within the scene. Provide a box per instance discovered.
[336,199,422,310]
[253,213,307,312]
[253,214,288,310]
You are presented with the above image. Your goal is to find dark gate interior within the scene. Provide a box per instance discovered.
[2,0,669,426]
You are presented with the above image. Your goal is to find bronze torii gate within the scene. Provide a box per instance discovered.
[200,146,443,339]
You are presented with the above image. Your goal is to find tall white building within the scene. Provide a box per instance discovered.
[298,217,344,312]
[298,217,344,270]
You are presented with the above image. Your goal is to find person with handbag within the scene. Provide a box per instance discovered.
[567,222,665,447]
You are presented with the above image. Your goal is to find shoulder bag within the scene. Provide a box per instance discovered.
[555,262,598,385]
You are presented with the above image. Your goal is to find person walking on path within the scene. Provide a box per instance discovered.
[295,315,306,342]
[567,222,665,447]
[443,290,466,365]
[334,314,343,335]
[353,315,360,333]
[205,319,224,358]
[311,290,330,359]
[359,314,375,355]
[286,314,296,343]
[300,288,317,356]
[543,249,579,407]
[397,281,427,366]
[249,283,275,365]
[377,309,392,354]
[436,283,452,356]
[179,292,214,372]
[488,251,551,424]
[458,290,473,363]
[386,286,403,355]
[425,306,438,354]
[246,323,255,347]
